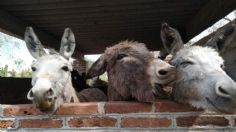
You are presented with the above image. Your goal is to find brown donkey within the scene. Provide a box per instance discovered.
[87,40,176,102]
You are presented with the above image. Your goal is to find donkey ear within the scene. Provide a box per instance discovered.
[160,22,184,55]
[60,28,76,59]
[86,55,107,79]
[158,48,168,60]
[204,39,220,51]
[24,27,46,59]
[204,24,235,52]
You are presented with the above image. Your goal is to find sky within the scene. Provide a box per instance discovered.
[0,33,34,73]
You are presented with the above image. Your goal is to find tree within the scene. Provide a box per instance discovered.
[8,69,17,77]
[0,65,8,77]
[20,68,32,77]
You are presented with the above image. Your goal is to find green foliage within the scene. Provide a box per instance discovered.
[14,59,23,66]
[0,65,32,77]
[0,65,8,77]
[8,69,17,77]
[19,68,32,77]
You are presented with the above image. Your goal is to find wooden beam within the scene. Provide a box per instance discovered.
[186,0,236,41]
[0,9,59,50]
[190,19,236,46]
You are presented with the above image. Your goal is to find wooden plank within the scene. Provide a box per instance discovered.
[35,17,186,29]
[11,3,200,17]
[190,19,236,46]
[0,0,73,5]
[0,77,31,104]
[0,0,193,11]
[15,9,194,22]
[27,13,189,26]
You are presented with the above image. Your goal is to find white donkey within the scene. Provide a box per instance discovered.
[25,27,107,113]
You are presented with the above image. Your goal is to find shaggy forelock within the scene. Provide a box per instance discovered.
[105,40,150,55]
[101,40,157,101]
[172,46,224,66]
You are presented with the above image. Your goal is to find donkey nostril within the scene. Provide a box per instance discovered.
[47,98,53,102]
[30,90,34,97]
[216,86,231,98]
[219,86,229,95]
[27,89,34,100]
[46,88,54,97]
[159,70,168,75]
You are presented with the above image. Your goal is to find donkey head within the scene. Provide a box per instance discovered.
[25,27,77,113]
[87,41,176,101]
[171,46,236,113]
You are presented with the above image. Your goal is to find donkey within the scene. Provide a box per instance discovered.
[87,40,176,102]
[25,27,107,113]
[159,22,184,60]
[171,45,236,113]
[160,24,236,113]
[88,76,108,95]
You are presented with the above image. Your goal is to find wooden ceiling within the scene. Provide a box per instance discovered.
[0,0,235,54]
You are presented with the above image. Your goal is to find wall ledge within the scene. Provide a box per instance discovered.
[0,100,235,131]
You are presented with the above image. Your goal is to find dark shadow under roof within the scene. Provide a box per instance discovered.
[0,0,235,54]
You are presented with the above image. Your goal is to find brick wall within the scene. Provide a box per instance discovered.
[1,100,236,131]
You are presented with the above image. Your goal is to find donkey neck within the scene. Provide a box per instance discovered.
[64,76,80,103]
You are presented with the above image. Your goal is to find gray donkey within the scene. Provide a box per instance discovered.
[87,40,176,102]
[25,27,107,114]
[161,24,236,113]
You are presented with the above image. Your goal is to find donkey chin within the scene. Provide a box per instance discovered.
[205,96,236,114]
[32,97,63,114]
[27,87,64,114]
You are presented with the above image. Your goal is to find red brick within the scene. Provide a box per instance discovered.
[155,100,202,112]
[0,120,15,128]
[105,102,152,113]
[3,104,42,116]
[56,102,98,115]
[20,119,63,128]
[176,116,229,127]
[68,117,116,127]
[121,117,171,128]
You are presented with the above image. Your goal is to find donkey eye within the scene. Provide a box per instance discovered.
[31,67,36,72]
[61,66,69,72]
[180,61,193,68]
[117,54,127,60]
[220,64,225,69]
